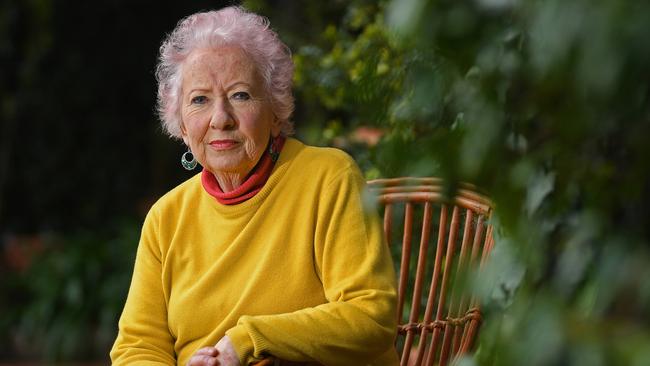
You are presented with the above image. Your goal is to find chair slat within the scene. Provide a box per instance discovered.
[461,214,493,355]
[448,210,475,357]
[367,178,494,366]
[397,203,414,326]
[457,214,485,355]
[427,206,460,366]
[384,203,393,247]
[408,204,448,366]
[400,202,434,366]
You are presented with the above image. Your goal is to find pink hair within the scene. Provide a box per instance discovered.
[155,6,295,139]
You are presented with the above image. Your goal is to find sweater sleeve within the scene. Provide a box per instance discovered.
[226,162,398,365]
[110,208,176,365]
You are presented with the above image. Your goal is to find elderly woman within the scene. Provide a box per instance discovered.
[110,6,398,366]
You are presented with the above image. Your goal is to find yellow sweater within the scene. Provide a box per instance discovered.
[110,138,399,366]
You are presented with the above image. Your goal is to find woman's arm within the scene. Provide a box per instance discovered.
[225,162,398,365]
[110,209,176,365]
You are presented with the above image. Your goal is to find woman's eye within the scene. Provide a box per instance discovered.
[231,92,250,101]
[191,96,208,104]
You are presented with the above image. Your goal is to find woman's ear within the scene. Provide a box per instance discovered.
[180,121,190,145]
[271,116,282,137]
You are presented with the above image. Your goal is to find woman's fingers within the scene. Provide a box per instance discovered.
[186,347,220,365]
[195,347,219,356]
[186,355,218,366]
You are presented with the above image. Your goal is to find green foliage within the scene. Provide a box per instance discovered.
[286,0,650,364]
[0,219,139,361]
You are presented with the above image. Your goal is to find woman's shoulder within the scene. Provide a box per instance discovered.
[285,138,362,185]
[288,138,357,170]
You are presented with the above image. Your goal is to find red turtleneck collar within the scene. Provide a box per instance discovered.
[201,135,286,205]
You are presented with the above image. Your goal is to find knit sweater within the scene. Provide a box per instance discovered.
[110,138,399,366]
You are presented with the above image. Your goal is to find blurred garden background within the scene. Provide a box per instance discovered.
[1,0,649,364]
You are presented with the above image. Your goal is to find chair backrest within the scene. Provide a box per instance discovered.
[367,177,495,366]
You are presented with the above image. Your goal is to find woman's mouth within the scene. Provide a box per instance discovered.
[209,139,239,150]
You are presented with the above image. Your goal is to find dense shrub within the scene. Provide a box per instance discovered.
[280,0,650,364]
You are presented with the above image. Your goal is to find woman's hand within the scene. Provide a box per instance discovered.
[186,346,220,366]
[214,335,240,366]
[186,336,239,366]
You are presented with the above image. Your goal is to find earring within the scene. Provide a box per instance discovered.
[268,135,281,162]
[181,148,197,170]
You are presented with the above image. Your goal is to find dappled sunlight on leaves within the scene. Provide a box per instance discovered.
[292,0,650,364]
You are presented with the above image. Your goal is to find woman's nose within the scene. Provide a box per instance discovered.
[209,99,235,130]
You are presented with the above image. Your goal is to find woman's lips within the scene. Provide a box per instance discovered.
[209,139,239,150]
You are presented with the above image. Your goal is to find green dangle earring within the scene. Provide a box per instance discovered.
[181,148,197,170]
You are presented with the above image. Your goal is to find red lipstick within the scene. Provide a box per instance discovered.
[209,139,239,150]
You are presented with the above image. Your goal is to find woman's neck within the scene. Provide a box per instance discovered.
[213,172,245,193]
[200,135,286,205]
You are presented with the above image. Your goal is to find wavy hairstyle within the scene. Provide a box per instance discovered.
[155,6,295,139]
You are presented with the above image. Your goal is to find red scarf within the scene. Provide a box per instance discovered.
[201,135,286,205]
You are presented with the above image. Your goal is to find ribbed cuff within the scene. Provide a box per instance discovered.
[226,323,256,365]
[227,316,278,365]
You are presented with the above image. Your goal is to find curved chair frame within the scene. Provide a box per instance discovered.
[368,177,495,366]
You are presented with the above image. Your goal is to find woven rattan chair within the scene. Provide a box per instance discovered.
[256,177,495,366]
[368,177,495,366]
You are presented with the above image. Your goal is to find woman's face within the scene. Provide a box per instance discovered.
[180,46,279,177]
